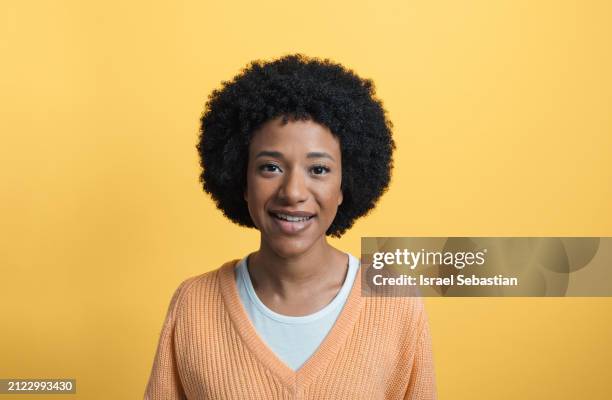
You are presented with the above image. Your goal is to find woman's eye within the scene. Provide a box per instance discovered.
[259,164,281,173]
[311,165,330,175]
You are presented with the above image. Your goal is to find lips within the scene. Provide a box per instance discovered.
[268,210,316,234]
[269,210,315,219]
[272,213,314,222]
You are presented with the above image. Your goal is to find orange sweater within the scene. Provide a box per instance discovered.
[144,260,437,399]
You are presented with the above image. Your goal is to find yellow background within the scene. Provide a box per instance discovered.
[1,0,611,398]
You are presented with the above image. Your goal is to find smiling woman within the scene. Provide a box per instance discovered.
[246,118,344,259]
[144,54,436,399]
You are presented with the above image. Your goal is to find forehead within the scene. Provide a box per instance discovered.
[249,117,340,156]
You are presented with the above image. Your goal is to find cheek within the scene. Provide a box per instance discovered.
[245,177,273,214]
[246,188,263,211]
[245,193,265,230]
[318,186,343,213]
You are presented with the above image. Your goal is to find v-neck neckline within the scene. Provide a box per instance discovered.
[218,258,364,390]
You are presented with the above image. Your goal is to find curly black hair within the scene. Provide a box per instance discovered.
[196,54,394,238]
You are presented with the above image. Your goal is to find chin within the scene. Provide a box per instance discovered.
[266,235,318,259]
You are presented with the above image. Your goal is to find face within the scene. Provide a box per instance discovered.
[244,117,343,258]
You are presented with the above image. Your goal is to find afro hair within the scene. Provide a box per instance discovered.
[196,54,394,237]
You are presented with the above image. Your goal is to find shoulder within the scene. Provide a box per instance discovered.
[166,259,241,316]
[358,261,430,335]
[362,295,427,328]
[360,295,431,362]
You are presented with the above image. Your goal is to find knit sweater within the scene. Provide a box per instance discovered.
[144,260,437,399]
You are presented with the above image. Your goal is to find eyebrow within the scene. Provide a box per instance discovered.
[254,151,336,162]
[307,152,335,161]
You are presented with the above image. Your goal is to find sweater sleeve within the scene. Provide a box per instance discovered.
[144,277,195,400]
[403,309,437,400]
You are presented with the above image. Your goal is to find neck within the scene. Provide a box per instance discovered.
[247,236,347,299]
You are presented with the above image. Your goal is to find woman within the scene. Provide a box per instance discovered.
[145,54,436,399]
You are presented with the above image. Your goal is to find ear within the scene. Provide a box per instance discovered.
[243,186,248,202]
[337,190,343,206]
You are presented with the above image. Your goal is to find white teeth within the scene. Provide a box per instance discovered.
[274,213,312,222]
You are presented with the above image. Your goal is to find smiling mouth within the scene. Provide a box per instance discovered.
[270,212,315,222]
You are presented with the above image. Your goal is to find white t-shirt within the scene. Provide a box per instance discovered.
[235,253,360,371]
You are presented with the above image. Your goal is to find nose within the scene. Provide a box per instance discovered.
[278,168,308,204]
